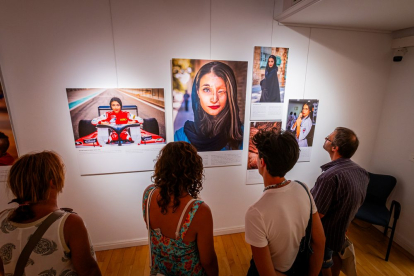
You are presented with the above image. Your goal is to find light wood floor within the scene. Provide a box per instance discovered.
[96,220,414,275]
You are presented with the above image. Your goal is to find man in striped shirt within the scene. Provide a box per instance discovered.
[311,127,369,276]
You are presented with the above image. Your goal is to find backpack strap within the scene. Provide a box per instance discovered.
[14,209,65,276]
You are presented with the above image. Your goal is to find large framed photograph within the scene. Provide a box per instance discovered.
[172,59,247,167]
[66,88,166,175]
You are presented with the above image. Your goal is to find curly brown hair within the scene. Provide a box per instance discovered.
[152,142,204,214]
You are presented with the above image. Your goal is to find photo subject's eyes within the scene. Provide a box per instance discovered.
[203,88,211,93]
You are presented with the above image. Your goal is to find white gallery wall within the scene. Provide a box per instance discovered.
[369,51,414,256]
[0,0,397,251]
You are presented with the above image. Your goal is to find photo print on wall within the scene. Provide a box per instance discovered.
[246,121,282,184]
[287,99,319,162]
[250,46,289,121]
[0,80,18,181]
[66,88,166,175]
[172,59,248,167]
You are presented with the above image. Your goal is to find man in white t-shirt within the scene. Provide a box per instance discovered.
[245,129,325,276]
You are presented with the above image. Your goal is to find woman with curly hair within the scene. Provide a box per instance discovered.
[142,142,218,276]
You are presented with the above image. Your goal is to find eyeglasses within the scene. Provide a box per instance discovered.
[325,137,332,142]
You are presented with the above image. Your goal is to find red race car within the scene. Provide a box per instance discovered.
[75,105,165,147]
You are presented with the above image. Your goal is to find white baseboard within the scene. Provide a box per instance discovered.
[94,238,148,251]
[213,225,245,236]
[94,226,246,252]
[373,225,414,257]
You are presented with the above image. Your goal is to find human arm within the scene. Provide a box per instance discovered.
[295,114,303,138]
[195,204,218,276]
[250,246,285,276]
[309,213,325,276]
[245,207,285,275]
[126,112,140,124]
[64,214,101,276]
[91,113,109,126]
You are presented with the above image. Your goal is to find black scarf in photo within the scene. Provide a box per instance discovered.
[183,121,228,152]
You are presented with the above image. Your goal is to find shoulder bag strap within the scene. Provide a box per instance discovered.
[146,187,157,269]
[295,180,313,252]
[14,209,65,276]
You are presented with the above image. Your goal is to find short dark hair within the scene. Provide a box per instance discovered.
[332,127,359,158]
[252,129,300,177]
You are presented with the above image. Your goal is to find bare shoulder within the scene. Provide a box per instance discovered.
[192,201,213,223]
[196,201,212,214]
[65,213,87,231]
[143,184,156,196]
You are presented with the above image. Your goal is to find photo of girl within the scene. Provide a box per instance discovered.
[66,88,166,175]
[67,88,166,148]
[287,99,319,148]
[259,55,280,102]
[251,47,289,104]
[173,59,247,152]
[91,97,140,144]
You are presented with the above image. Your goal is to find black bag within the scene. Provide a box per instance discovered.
[284,181,313,276]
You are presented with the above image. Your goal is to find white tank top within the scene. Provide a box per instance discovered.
[0,208,95,275]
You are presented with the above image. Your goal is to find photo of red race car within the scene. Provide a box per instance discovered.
[75,104,165,147]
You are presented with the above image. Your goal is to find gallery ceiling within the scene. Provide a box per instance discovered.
[275,0,414,32]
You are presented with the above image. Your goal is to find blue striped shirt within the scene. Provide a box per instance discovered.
[311,158,369,251]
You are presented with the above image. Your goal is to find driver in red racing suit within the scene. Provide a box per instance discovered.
[91,97,143,143]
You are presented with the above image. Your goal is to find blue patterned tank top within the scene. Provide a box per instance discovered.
[143,187,206,276]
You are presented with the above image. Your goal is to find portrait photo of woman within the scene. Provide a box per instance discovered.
[251,47,289,104]
[259,55,281,102]
[173,59,247,152]
[287,99,319,148]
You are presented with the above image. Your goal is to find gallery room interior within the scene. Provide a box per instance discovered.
[0,0,413,275]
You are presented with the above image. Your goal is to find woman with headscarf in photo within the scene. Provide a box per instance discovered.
[174,61,243,151]
[259,55,281,102]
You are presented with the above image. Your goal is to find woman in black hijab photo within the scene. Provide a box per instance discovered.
[259,55,281,102]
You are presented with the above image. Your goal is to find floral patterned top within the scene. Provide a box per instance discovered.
[0,208,96,276]
[143,187,206,276]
